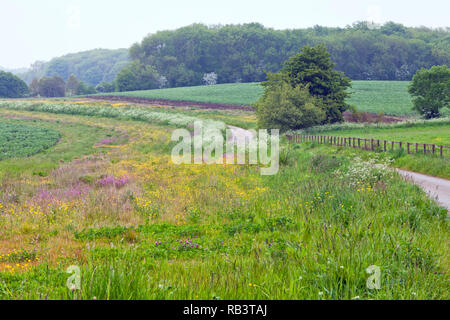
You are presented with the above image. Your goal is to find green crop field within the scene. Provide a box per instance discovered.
[93,81,450,117]
[95,82,264,106]
[0,120,60,161]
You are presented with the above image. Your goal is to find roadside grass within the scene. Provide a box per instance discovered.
[0,111,448,300]
[290,120,450,178]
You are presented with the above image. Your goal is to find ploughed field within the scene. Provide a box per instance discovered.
[0,99,448,300]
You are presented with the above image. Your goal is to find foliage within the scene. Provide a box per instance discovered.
[19,49,129,86]
[203,72,218,85]
[66,74,80,96]
[76,81,97,95]
[256,80,326,131]
[96,82,116,93]
[280,44,352,123]
[0,71,29,98]
[29,78,40,97]
[0,121,60,160]
[123,22,450,89]
[116,61,160,92]
[408,65,450,118]
[38,76,66,97]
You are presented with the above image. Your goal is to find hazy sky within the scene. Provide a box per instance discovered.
[1,0,449,69]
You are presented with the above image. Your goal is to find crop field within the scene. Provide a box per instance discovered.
[90,81,450,117]
[0,121,60,161]
[94,83,264,107]
[0,100,448,300]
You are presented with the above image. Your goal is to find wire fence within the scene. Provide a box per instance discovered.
[287,134,450,157]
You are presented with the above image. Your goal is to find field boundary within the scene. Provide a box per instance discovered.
[86,96,256,111]
[288,134,450,157]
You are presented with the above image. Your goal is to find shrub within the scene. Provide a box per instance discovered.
[256,81,326,131]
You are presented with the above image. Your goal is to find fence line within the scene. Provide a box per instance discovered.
[287,134,450,157]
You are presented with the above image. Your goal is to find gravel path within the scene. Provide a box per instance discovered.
[396,169,450,212]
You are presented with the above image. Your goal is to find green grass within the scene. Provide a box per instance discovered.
[0,120,60,161]
[292,121,450,178]
[1,143,448,300]
[0,106,448,300]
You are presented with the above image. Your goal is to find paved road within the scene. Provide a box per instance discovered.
[396,169,450,212]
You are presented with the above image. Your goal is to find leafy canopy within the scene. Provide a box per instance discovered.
[282,44,352,123]
[256,45,351,131]
[0,71,29,98]
[408,65,450,118]
[256,79,326,131]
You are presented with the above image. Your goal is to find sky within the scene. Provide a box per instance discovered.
[1,0,449,69]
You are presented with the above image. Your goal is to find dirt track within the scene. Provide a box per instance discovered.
[396,169,450,212]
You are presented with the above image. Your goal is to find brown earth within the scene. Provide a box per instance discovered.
[87,96,255,111]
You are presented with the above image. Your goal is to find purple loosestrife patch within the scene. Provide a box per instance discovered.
[97,175,129,188]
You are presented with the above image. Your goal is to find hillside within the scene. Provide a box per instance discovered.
[19,48,129,86]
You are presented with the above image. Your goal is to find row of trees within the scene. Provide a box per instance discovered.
[117,22,449,91]
[27,74,97,97]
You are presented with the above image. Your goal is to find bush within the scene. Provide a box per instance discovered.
[256,81,326,131]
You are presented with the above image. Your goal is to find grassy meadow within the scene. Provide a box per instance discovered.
[0,100,448,300]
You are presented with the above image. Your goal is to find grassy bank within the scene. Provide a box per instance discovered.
[0,109,448,300]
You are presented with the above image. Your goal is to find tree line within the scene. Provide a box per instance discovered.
[117,22,449,91]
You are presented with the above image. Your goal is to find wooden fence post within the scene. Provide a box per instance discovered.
[432,144,435,155]
[423,144,426,154]
[440,146,443,157]
[407,143,410,154]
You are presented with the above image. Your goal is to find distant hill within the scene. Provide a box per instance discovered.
[19,48,129,86]
[0,66,29,75]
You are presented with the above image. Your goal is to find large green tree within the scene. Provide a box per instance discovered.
[38,76,66,97]
[116,61,160,92]
[0,71,29,98]
[408,65,450,118]
[281,45,352,123]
